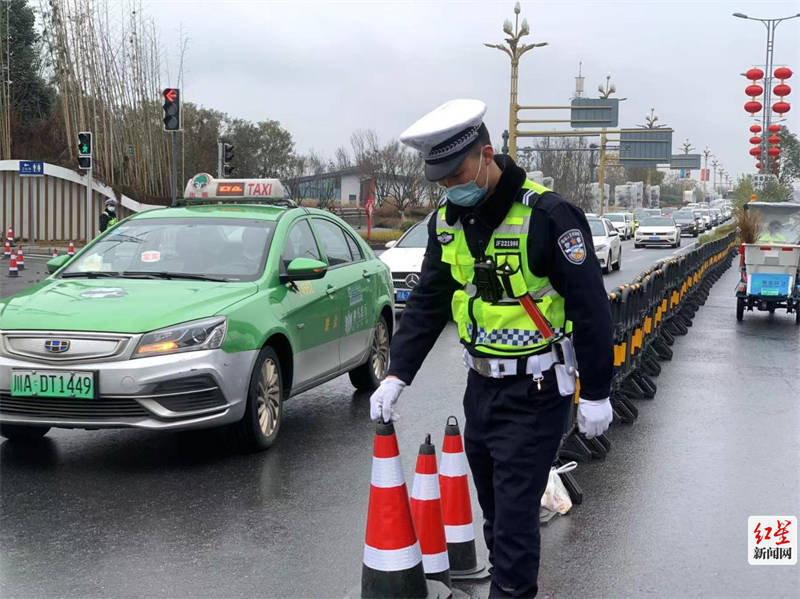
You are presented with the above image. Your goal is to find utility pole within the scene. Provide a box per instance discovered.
[484,2,548,159]
[733,11,800,173]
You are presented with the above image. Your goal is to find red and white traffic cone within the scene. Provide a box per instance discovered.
[67,241,75,256]
[439,416,489,581]
[16,246,24,270]
[3,241,10,259]
[411,434,451,589]
[349,420,450,599]
[51,248,58,258]
[6,227,13,245]
[7,253,18,277]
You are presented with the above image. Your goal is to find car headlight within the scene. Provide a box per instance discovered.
[133,317,227,359]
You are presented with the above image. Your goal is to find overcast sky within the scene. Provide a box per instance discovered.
[143,0,800,182]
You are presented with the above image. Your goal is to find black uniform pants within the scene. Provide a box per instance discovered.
[463,367,572,598]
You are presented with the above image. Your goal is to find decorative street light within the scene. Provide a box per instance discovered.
[485,2,548,158]
[733,11,800,173]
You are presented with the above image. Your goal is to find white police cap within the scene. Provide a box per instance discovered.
[399,99,487,182]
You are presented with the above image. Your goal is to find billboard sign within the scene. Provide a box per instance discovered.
[570,98,619,128]
[619,129,673,167]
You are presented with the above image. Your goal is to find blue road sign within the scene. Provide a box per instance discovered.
[619,129,673,167]
[570,98,619,128]
[19,161,44,176]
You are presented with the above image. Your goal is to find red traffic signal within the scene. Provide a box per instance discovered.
[162,88,181,131]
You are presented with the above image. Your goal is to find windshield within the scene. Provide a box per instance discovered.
[644,209,661,216]
[588,220,606,236]
[642,217,674,226]
[674,211,695,220]
[606,214,624,222]
[748,204,800,244]
[395,223,429,248]
[61,217,276,281]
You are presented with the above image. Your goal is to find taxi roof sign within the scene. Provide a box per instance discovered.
[183,173,292,204]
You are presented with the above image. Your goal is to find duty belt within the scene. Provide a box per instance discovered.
[462,346,561,379]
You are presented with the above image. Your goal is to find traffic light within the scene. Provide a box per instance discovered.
[162,88,181,131]
[77,131,92,170]
[223,143,234,177]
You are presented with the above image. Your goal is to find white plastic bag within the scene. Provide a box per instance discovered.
[539,461,577,522]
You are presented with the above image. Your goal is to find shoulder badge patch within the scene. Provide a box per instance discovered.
[557,229,586,265]
[437,232,454,245]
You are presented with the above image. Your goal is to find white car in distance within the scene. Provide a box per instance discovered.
[635,216,681,248]
[605,212,633,239]
[588,217,622,274]
[379,221,428,309]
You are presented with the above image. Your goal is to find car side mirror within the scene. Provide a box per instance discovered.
[281,257,328,282]
[47,254,72,274]
[609,230,618,236]
[384,240,397,249]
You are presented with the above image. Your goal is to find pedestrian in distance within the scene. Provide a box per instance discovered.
[99,198,119,233]
[369,99,614,598]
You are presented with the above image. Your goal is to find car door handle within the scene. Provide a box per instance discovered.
[326,284,336,297]
[362,269,372,279]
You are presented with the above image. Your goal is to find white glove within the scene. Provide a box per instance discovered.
[370,377,406,422]
[577,397,612,439]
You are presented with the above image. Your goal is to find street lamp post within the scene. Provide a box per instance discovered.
[733,11,800,173]
[703,146,711,198]
[711,158,719,198]
[485,2,548,159]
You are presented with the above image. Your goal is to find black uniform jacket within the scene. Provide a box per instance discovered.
[386,155,613,401]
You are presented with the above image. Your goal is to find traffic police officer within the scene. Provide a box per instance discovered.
[99,198,119,233]
[370,99,614,597]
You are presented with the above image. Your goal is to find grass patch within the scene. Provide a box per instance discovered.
[698,222,737,246]
[359,230,404,244]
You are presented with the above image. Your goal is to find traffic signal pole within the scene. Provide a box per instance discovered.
[171,132,178,206]
[86,165,93,242]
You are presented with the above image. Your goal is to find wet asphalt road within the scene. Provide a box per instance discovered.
[2,245,799,598]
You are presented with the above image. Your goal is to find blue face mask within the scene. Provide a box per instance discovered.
[445,157,488,207]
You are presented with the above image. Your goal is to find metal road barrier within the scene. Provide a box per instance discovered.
[557,231,739,501]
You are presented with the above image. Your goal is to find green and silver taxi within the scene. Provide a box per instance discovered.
[0,174,394,450]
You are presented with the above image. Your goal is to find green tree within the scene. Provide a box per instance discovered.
[1,0,54,157]
[778,128,800,185]
[731,176,755,210]
[181,103,227,180]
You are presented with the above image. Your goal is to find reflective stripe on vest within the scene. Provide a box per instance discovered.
[437,179,572,358]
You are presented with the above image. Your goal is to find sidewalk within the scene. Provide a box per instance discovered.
[526,261,799,598]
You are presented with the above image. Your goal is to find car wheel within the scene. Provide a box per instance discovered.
[634,243,642,249]
[602,251,612,274]
[693,231,698,238]
[349,313,391,391]
[230,346,283,452]
[0,423,50,441]
[736,298,745,322]
[612,247,622,271]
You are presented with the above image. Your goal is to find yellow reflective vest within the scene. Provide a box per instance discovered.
[436,179,572,357]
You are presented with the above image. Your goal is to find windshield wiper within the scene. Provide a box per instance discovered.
[121,271,228,282]
[61,271,121,278]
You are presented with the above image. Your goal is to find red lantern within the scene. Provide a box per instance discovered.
[768,135,781,145]
[773,67,792,80]
[746,67,765,80]
[756,162,762,169]
[745,84,763,97]
[768,147,780,157]
[773,84,791,97]
[768,124,781,133]
[749,136,762,145]
[745,100,763,113]
[749,147,762,156]
[772,101,791,114]
[750,124,762,133]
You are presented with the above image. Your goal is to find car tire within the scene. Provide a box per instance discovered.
[229,345,283,452]
[0,423,50,441]
[693,231,698,238]
[612,248,622,271]
[736,298,745,322]
[602,251,612,274]
[634,243,643,249]
[349,313,391,391]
